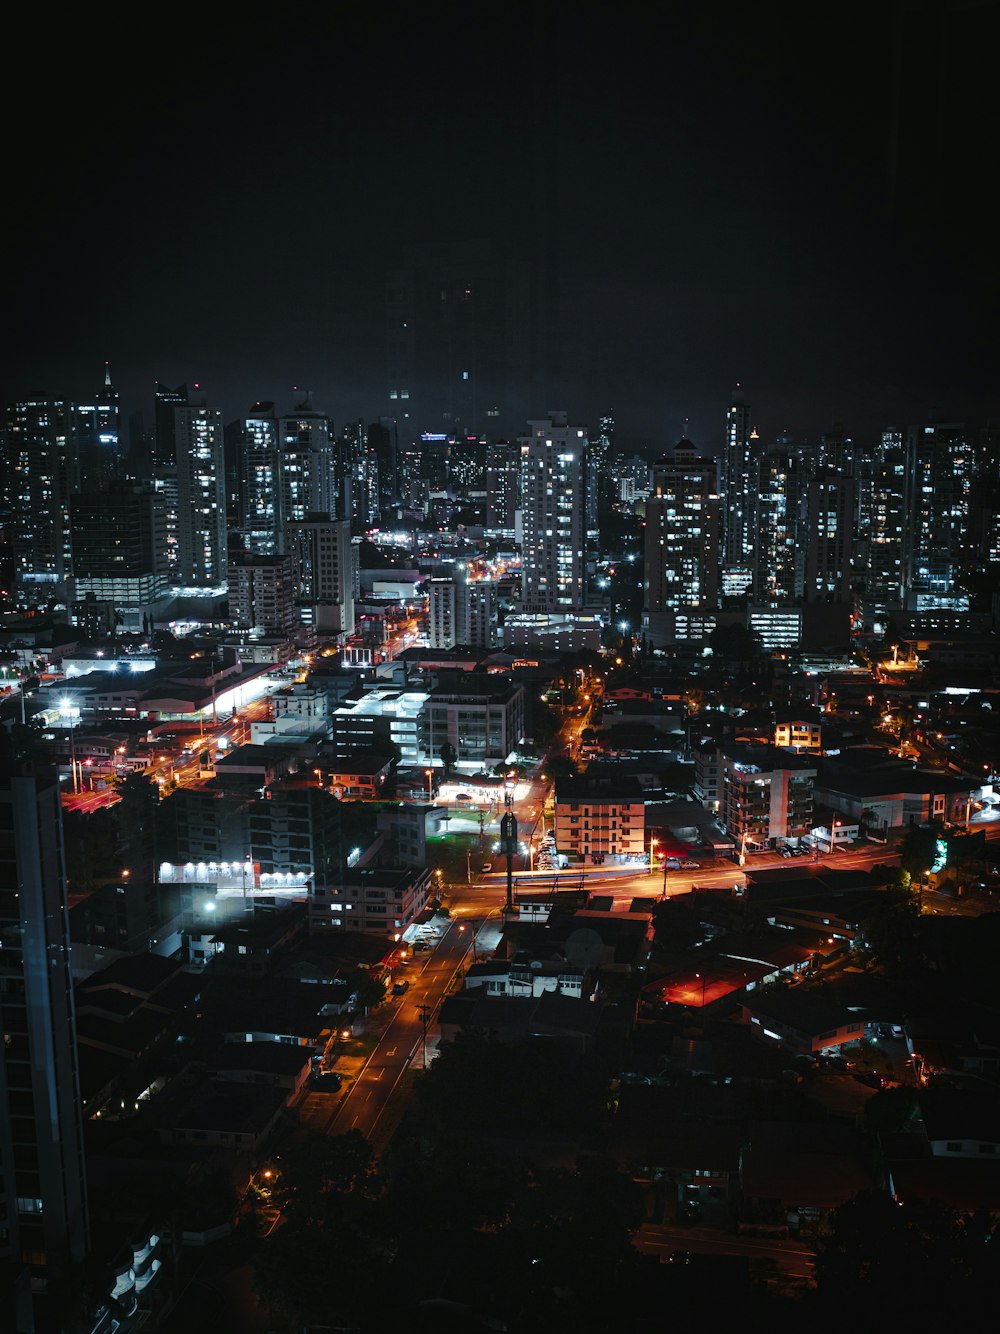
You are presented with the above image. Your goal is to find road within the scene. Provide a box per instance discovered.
[634,1221,816,1281]
[298,919,473,1154]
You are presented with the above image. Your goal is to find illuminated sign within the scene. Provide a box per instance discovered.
[931,838,947,874]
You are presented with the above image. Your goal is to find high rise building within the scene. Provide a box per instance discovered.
[0,761,89,1287]
[227,552,298,638]
[286,515,357,639]
[902,422,976,608]
[2,393,80,600]
[803,472,857,602]
[279,397,336,526]
[752,442,807,602]
[484,441,519,537]
[173,398,227,587]
[517,412,588,614]
[153,382,187,468]
[721,385,760,566]
[428,577,458,649]
[460,578,498,649]
[74,363,121,492]
[859,431,908,610]
[643,436,721,647]
[69,481,169,622]
[231,403,282,554]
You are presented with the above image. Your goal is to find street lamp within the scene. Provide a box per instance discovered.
[649,837,658,874]
[425,768,434,802]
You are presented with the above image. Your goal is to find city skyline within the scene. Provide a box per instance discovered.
[5,4,999,450]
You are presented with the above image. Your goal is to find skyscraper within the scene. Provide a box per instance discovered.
[2,393,79,601]
[721,385,760,568]
[74,363,121,492]
[643,436,721,646]
[0,761,89,1287]
[279,396,336,526]
[173,398,227,587]
[286,515,357,639]
[231,402,282,554]
[517,412,587,614]
[153,382,187,468]
[69,480,169,624]
[902,422,976,608]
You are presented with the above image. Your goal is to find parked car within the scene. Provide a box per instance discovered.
[392,979,410,995]
[311,1071,343,1092]
[481,863,492,873]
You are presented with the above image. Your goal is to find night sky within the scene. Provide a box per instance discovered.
[5,1,998,452]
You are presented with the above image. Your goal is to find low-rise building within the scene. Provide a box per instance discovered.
[553,774,646,866]
[309,866,432,938]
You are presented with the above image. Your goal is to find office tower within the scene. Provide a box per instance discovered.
[69,481,169,622]
[902,422,976,607]
[385,238,533,438]
[74,362,121,491]
[231,402,282,554]
[0,762,89,1286]
[174,398,227,587]
[721,385,761,566]
[2,393,80,599]
[153,382,187,467]
[286,515,356,638]
[484,441,519,537]
[643,437,721,646]
[428,577,458,649]
[227,552,298,638]
[803,472,857,601]
[518,412,588,613]
[279,396,336,525]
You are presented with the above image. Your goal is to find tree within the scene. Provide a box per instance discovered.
[708,622,763,667]
[813,1189,999,1321]
[439,740,457,775]
[898,821,943,879]
[252,1130,391,1328]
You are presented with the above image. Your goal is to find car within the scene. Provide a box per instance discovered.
[890,1024,904,1039]
[481,863,492,873]
[680,861,701,870]
[392,979,410,995]
[311,1071,343,1092]
[455,792,472,802]
[853,1071,887,1090]
[412,940,430,952]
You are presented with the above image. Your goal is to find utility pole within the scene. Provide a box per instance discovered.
[416,1004,432,1069]
[501,805,517,915]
